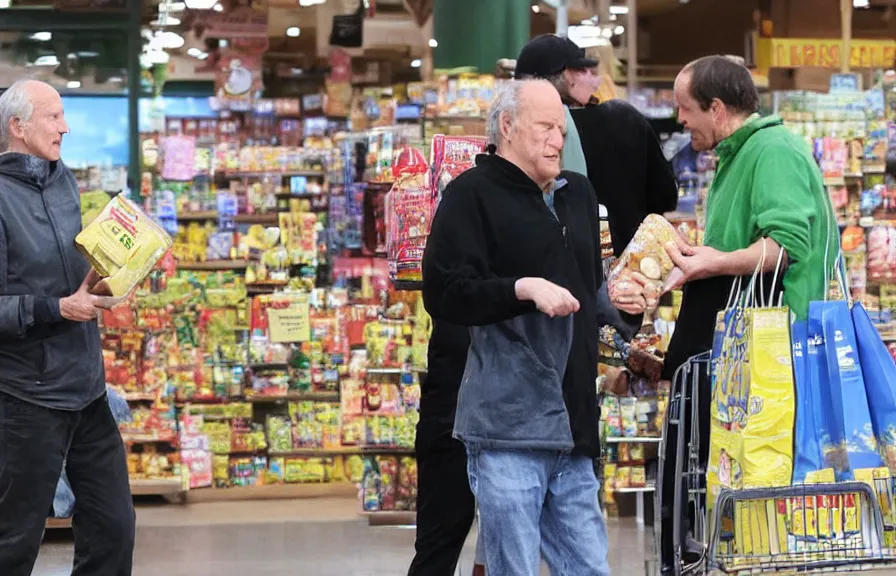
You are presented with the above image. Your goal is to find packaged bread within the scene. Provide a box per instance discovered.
[75,194,173,297]
[609,214,683,289]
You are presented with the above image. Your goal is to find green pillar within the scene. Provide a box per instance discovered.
[433,0,530,73]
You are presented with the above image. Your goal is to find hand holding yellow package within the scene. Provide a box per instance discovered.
[75,195,172,297]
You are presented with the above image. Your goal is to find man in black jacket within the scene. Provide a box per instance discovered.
[407,322,483,576]
[515,34,679,255]
[0,80,135,576]
[423,79,633,576]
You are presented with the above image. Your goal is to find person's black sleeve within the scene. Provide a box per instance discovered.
[586,179,642,339]
[422,182,536,326]
[642,115,679,215]
[0,218,62,338]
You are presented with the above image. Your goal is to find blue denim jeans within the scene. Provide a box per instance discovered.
[466,445,610,576]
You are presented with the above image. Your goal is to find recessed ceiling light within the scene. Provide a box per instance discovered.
[30,32,52,41]
[67,80,81,89]
[428,38,438,48]
[286,27,300,37]
[411,59,422,68]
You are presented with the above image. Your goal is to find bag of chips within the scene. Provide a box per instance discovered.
[75,194,172,297]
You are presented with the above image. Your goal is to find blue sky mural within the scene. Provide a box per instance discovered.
[60,96,129,169]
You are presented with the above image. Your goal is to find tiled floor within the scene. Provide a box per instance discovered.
[35,497,654,575]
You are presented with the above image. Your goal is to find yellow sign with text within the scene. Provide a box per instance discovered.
[267,299,311,343]
[757,37,896,70]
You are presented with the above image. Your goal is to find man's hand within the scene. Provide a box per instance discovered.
[663,236,726,293]
[515,278,580,318]
[608,272,651,315]
[60,271,115,322]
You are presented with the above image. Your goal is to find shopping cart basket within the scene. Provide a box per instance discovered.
[655,352,896,575]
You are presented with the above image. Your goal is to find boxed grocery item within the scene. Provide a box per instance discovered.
[75,194,173,297]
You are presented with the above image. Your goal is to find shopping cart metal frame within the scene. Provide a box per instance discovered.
[654,352,896,576]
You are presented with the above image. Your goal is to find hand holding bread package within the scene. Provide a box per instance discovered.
[75,194,173,298]
[608,214,691,311]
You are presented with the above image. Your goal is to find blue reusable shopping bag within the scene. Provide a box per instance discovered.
[819,299,882,479]
[791,319,825,483]
[853,302,896,473]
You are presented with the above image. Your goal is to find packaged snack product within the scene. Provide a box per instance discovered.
[608,214,684,292]
[75,194,173,297]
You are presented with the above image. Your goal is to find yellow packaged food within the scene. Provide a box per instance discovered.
[74,194,172,297]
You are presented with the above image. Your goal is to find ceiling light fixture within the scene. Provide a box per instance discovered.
[67,80,81,89]
[286,26,301,37]
[30,31,52,41]
[32,55,60,67]
[601,27,613,38]
[428,38,438,48]
[187,47,202,57]
[853,0,869,7]
[196,52,209,60]
[150,15,181,25]
[531,4,540,13]
[213,2,223,10]
[151,31,185,49]
[184,0,218,9]
[411,58,422,68]
[613,25,625,35]
[219,39,229,48]
[608,5,628,14]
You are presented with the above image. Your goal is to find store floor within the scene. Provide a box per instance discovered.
[35,497,654,575]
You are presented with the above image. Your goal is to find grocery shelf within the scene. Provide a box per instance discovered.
[177,259,249,271]
[121,433,177,444]
[185,481,356,504]
[362,510,416,527]
[223,170,325,178]
[615,484,656,494]
[605,436,662,444]
[45,517,72,530]
[245,392,340,403]
[130,478,184,496]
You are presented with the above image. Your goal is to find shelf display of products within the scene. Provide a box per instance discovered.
[777,87,896,350]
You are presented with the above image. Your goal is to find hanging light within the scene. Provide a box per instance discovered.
[184,0,218,9]
[150,31,185,50]
[613,25,625,35]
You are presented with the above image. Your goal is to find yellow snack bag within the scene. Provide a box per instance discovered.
[75,195,172,297]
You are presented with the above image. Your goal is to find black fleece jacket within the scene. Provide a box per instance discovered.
[570,100,679,256]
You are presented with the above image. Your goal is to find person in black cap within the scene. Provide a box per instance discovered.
[516,34,679,257]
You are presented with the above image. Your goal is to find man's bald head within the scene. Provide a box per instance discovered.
[486,79,566,189]
[0,79,68,160]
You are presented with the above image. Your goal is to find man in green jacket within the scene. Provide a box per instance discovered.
[658,55,837,573]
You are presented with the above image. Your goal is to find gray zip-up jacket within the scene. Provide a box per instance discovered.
[0,152,105,410]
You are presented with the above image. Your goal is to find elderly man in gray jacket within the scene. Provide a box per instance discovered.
[0,79,134,575]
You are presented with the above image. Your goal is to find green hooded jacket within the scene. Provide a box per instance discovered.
[704,115,838,320]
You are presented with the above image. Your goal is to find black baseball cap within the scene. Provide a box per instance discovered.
[515,34,599,78]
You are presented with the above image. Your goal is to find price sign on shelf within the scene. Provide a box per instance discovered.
[267,299,311,343]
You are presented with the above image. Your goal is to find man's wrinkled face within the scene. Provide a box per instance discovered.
[674,72,716,152]
[504,83,566,187]
[14,83,69,161]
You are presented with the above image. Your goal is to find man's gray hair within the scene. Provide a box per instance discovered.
[0,80,36,152]
[486,79,551,147]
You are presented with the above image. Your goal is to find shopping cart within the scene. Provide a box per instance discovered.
[654,352,896,576]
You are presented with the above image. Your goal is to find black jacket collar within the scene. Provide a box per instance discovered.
[475,152,566,196]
